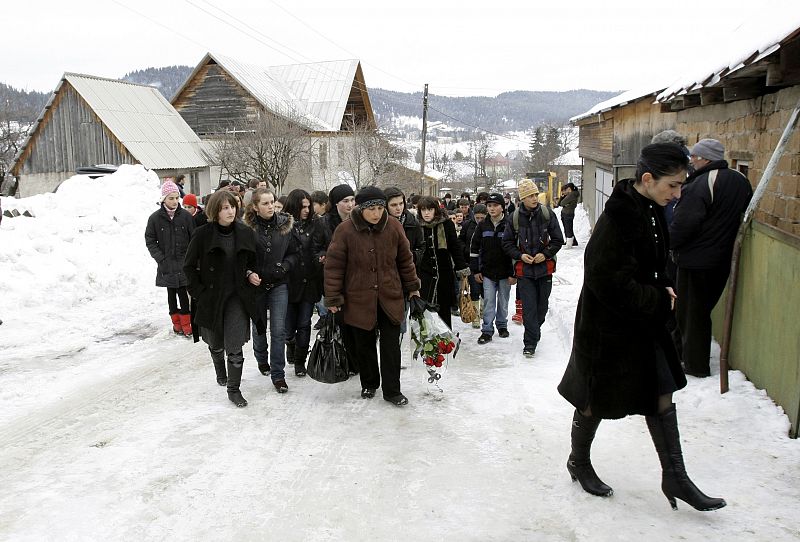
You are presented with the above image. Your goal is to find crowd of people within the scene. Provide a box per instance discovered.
[145,135,745,510]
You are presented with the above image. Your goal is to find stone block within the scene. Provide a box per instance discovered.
[786,198,800,221]
[773,196,787,217]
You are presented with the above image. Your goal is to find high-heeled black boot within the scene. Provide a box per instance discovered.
[646,404,726,511]
[226,352,247,408]
[209,347,227,386]
[567,409,613,497]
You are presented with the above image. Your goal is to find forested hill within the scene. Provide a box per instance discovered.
[2,64,618,133]
[370,88,619,132]
[0,83,49,121]
[121,65,195,101]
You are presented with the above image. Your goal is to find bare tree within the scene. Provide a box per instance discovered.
[467,133,494,191]
[0,88,40,187]
[340,119,407,188]
[212,108,313,194]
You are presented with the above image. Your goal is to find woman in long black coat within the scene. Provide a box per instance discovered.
[184,190,263,408]
[283,189,321,377]
[557,143,725,512]
[415,196,469,329]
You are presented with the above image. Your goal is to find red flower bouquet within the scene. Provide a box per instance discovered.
[410,308,460,387]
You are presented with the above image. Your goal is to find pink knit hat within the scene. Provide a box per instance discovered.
[161,180,180,202]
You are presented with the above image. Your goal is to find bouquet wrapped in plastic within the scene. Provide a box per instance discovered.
[409,297,460,388]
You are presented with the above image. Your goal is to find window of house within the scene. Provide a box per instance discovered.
[337,141,345,165]
[319,142,328,170]
[735,161,750,178]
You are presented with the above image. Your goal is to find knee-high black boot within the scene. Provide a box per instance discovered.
[567,410,613,497]
[226,352,247,408]
[209,348,227,387]
[646,404,726,511]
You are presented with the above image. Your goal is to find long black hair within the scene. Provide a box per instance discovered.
[284,188,315,222]
[635,143,689,183]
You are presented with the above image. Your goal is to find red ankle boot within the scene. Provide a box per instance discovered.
[512,300,523,324]
[170,313,183,334]
[178,313,192,337]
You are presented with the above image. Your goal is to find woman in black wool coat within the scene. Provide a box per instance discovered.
[415,195,470,329]
[557,143,726,512]
[283,188,322,377]
[184,190,264,408]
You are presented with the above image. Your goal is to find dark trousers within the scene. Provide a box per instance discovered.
[342,305,402,398]
[167,286,190,314]
[517,275,553,350]
[676,265,730,376]
[286,301,314,361]
[562,214,577,244]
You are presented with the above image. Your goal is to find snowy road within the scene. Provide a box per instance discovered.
[1,306,799,541]
[2,171,798,541]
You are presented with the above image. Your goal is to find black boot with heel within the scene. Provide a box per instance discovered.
[567,409,613,497]
[209,348,227,386]
[226,352,247,408]
[646,404,726,511]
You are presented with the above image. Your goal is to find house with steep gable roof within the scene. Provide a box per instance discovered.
[171,53,377,192]
[10,73,213,197]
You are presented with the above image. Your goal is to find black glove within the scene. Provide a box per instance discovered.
[409,296,430,319]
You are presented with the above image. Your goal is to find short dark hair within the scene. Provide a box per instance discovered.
[248,179,260,189]
[310,190,328,205]
[205,190,239,223]
[457,198,470,207]
[416,196,444,220]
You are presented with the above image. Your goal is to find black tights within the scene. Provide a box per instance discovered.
[167,287,190,315]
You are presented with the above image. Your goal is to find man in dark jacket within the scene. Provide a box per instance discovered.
[471,193,515,344]
[557,183,579,248]
[669,139,752,377]
[502,180,564,357]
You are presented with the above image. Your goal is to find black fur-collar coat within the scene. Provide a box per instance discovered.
[558,179,686,419]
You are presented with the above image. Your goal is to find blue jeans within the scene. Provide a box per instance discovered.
[252,284,289,381]
[517,276,553,350]
[286,301,314,362]
[315,298,328,317]
[481,277,511,335]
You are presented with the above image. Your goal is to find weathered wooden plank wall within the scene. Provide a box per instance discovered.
[18,83,135,176]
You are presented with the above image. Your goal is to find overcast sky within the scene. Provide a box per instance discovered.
[3,0,780,97]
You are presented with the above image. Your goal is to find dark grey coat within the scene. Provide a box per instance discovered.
[145,205,195,288]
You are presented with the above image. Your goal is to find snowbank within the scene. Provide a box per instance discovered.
[0,165,168,414]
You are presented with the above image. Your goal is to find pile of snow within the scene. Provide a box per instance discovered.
[0,165,167,385]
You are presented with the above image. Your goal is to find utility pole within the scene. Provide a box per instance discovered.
[419,83,429,195]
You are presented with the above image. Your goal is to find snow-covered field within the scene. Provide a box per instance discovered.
[1,167,798,541]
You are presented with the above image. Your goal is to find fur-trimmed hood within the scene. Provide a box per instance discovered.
[246,211,294,235]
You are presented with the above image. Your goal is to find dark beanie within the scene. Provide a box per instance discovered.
[329,184,355,206]
[355,186,387,208]
[486,192,505,209]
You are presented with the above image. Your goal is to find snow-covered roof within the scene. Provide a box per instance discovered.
[15,73,211,172]
[176,53,370,132]
[551,148,581,166]
[657,14,800,103]
[570,84,665,123]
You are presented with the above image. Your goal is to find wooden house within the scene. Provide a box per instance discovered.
[10,73,213,197]
[171,53,376,192]
[574,20,800,436]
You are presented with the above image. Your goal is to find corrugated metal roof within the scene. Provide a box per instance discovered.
[209,53,360,132]
[65,73,211,169]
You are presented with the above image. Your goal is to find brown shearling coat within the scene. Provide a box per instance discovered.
[324,208,421,331]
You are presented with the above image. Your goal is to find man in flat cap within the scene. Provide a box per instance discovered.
[669,139,752,377]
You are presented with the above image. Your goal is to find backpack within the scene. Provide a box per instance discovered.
[510,205,556,275]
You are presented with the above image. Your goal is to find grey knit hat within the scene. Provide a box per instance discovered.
[691,139,724,161]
